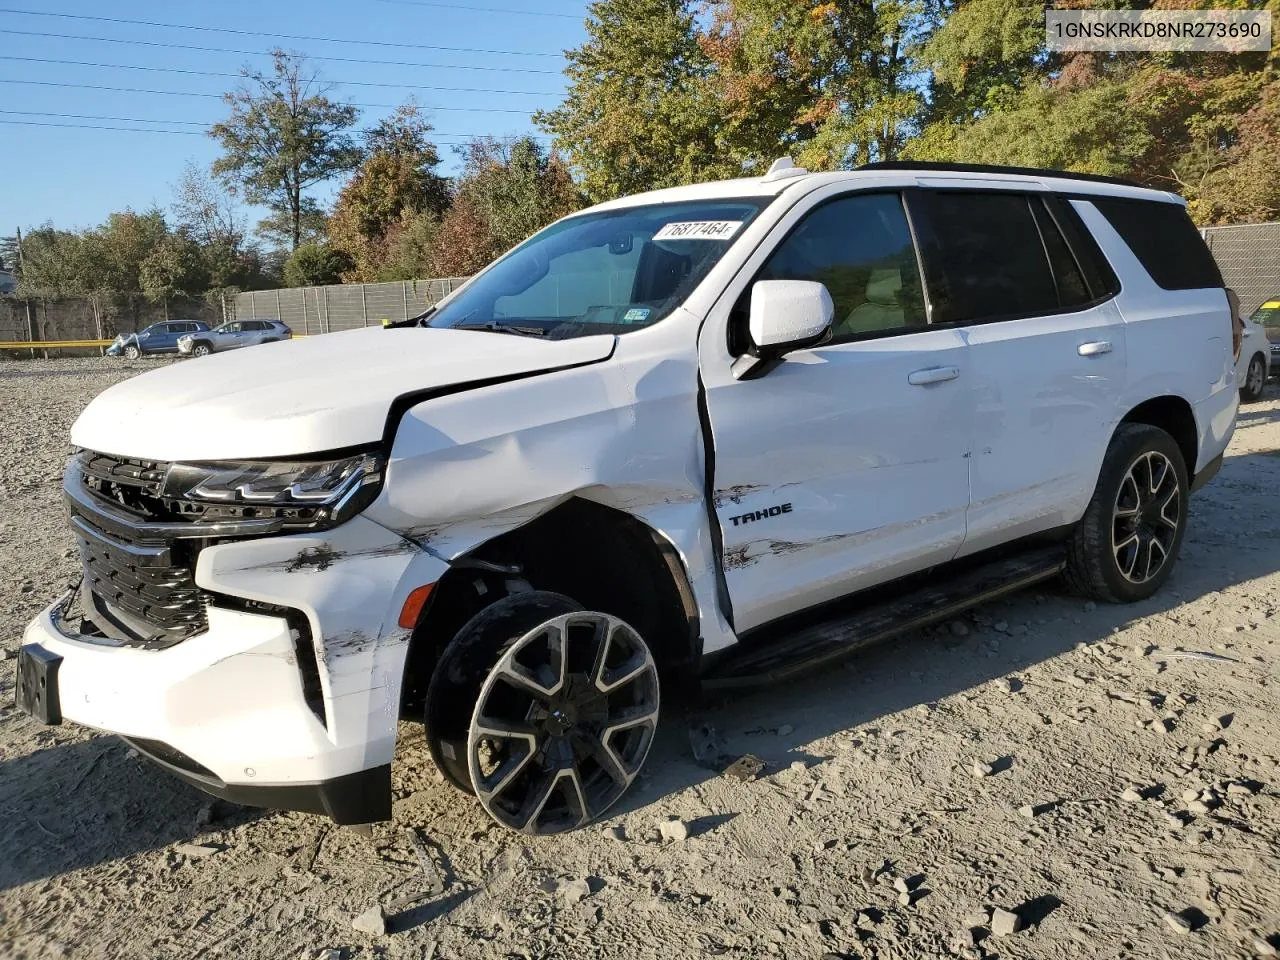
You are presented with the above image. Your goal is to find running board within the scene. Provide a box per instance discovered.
[702,545,1067,690]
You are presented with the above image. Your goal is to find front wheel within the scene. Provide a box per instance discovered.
[425,591,660,835]
[1064,423,1189,603]
[191,343,211,358]
[123,344,141,361]
[1241,354,1266,403]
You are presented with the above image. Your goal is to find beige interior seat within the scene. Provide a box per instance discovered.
[839,268,904,336]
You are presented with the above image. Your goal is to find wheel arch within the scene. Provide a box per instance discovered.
[1119,395,1198,475]
[399,497,701,717]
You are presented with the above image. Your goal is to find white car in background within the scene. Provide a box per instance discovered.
[1237,310,1271,403]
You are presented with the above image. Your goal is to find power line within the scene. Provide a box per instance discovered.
[0,57,564,93]
[0,117,547,143]
[0,79,546,113]
[0,108,553,139]
[372,0,580,18]
[0,6,564,57]
[0,29,562,75]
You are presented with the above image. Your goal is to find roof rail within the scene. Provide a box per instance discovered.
[857,161,1147,190]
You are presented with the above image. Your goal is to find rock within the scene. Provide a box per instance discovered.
[723,754,765,783]
[602,824,627,841]
[173,842,220,859]
[789,760,808,775]
[1182,788,1201,803]
[1018,804,1037,819]
[1163,911,1193,935]
[1189,799,1213,817]
[892,877,911,894]
[991,907,1022,937]
[658,817,689,843]
[556,878,594,904]
[1227,782,1256,797]
[915,704,933,717]
[1083,601,1097,612]
[1252,935,1278,957]
[1121,786,1146,803]
[688,723,723,764]
[949,620,970,637]
[194,804,214,829]
[352,904,386,936]
[313,950,343,960]
[972,761,995,779]
[898,891,914,907]
[995,678,1014,694]
[993,620,1009,634]
[777,724,794,737]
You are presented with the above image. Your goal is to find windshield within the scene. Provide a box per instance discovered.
[1252,299,1280,325]
[426,198,770,338]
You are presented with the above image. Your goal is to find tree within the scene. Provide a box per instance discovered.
[140,231,210,302]
[536,0,723,201]
[427,137,581,276]
[329,102,449,280]
[210,49,363,250]
[283,242,353,287]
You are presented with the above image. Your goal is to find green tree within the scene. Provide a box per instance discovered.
[210,49,363,250]
[427,137,581,276]
[283,242,353,287]
[13,226,89,296]
[329,102,449,280]
[535,0,722,201]
[140,231,210,302]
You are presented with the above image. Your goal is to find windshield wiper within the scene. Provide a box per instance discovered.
[453,321,548,337]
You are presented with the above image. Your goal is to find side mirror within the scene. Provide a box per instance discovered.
[733,280,834,379]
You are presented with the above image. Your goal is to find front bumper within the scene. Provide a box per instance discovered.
[18,514,449,823]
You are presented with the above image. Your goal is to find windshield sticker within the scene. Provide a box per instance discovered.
[623,308,651,323]
[652,220,744,242]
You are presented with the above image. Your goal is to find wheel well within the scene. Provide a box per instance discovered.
[1120,396,1198,473]
[400,498,701,717]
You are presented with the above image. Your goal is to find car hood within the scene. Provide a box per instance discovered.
[71,326,617,461]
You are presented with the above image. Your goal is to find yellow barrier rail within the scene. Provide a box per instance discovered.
[1,339,115,349]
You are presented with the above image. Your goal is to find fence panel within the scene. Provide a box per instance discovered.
[233,278,469,334]
[1203,223,1280,317]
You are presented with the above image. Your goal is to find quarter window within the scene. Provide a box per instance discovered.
[755,192,926,343]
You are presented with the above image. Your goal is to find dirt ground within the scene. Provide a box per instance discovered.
[1,357,1278,960]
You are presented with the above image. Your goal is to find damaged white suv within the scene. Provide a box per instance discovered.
[17,161,1239,835]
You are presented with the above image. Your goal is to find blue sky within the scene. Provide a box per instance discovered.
[0,0,589,234]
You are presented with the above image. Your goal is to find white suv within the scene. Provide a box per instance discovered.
[17,161,1239,836]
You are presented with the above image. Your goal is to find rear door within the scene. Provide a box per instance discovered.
[906,189,1127,555]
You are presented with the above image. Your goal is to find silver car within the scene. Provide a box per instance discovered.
[178,318,293,357]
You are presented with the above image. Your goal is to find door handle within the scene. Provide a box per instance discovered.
[1078,340,1113,357]
[907,366,960,386]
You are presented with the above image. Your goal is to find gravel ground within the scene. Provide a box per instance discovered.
[2,357,1278,960]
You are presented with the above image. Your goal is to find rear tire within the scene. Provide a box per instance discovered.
[424,590,660,835]
[1064,423,1189,603]
[1241,354,1266,402]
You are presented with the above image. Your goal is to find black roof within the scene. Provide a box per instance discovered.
[857,161,1147,190]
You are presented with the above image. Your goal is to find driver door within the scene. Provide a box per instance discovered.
[699,190,974,632]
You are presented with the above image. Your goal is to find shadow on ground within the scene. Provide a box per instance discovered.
[0,733,261,891]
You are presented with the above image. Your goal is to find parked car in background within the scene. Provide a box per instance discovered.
[106,320,211,360]
[178,318,292,357]
[1237,308,1271,402]
[1249,297,1280,378]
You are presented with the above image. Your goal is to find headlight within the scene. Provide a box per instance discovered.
[164,452,384,529]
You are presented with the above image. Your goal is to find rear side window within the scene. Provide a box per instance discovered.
[1090,198,1223,291]
[909,191,1059,324]
[1031,200,1091,309]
